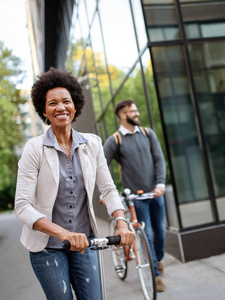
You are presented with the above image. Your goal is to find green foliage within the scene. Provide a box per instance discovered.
[0,41,26,211]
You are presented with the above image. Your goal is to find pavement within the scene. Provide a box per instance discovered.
[1,211,225,300]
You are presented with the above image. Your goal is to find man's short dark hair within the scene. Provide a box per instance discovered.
[31,67,85,125]
[114,99,134,117]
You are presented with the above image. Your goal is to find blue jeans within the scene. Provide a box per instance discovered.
[30,246,101,300]
[134,196,166,276]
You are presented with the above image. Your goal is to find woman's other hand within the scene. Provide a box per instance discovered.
[153,187,165,198]
[115,219,135,247]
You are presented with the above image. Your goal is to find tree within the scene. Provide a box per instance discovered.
[0,41,26,211]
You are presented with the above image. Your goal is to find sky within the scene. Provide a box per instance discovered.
[0,0,33,89]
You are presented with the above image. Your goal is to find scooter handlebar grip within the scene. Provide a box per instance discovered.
[106,235,121,245]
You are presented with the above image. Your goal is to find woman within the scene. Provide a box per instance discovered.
[14,67,134,300]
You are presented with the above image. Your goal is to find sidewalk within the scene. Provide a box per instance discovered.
[0,212,225,300]
[97,217,225,300]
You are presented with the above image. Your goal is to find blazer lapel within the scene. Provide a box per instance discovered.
[78,143,91,198]
[44,146,59,186]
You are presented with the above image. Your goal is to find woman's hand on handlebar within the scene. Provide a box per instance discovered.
[60,232,89,254]
[115,221,134,247]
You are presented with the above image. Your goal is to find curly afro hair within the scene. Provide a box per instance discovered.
[31,67,85,125]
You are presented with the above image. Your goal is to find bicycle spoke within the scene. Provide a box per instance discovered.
[136,262,150,269]
[135,226,156,300]
[109,219,128,280]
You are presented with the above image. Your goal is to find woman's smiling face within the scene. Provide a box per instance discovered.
[43,87,76,129]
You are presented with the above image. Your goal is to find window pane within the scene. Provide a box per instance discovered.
[99,0,138,92]
[152,45,214,227]
[180,0,225,39]
[142,0,180,42]
[188,41,225,221]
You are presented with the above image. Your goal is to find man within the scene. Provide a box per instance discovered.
[103,99,166,292]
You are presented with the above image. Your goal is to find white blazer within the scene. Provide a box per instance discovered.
[15,131,124,252]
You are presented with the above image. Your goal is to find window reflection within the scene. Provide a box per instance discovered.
[152,45,214,226]
[142,0,180,42]
[180,0,225,39]
[188,41,225,221]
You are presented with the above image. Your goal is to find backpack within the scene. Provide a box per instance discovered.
[112,127,151,178]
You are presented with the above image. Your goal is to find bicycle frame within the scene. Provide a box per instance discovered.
[123,199,143,265]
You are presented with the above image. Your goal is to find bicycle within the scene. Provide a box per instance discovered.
[108,188,157,300]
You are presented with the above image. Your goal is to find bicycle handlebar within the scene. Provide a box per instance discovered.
[122,189,155,200]
[62,235,121,250]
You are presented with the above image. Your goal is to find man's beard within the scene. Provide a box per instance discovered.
[126,115,140,126]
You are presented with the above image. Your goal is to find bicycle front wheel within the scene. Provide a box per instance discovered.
[135,226,156,300]
[109,219,128,280]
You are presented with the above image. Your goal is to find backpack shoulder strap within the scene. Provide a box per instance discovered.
[112,131,122,177]
[140,126,150,137]
[140,126,153,154]
[113,131,122,145]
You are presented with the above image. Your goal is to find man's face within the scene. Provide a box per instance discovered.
[125,104,140,126]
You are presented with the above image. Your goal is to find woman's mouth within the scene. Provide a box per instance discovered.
[55,114,68,119]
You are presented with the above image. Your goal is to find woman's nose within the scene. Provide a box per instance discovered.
[56,102,65,110]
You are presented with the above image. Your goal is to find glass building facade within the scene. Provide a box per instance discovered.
[28,0,225,261]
